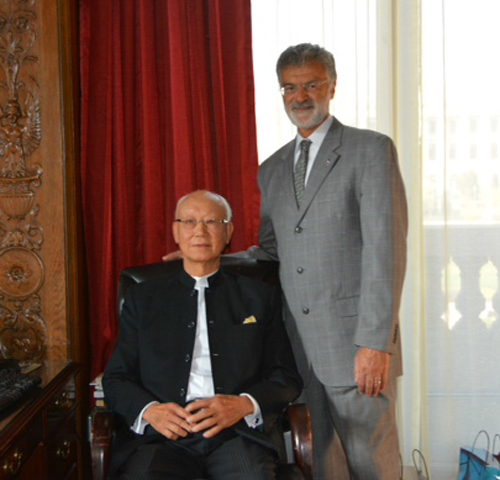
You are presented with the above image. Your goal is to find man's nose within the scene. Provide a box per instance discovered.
[193,221,209,233]
[294,85,310,102]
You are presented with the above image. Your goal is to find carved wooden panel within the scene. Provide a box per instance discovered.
[0,0,72,362]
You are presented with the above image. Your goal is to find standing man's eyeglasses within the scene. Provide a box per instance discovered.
[279,80,329,96]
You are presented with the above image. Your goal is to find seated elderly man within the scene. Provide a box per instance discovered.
[103,190,303,480]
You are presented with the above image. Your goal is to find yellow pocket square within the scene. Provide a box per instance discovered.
[243,315,257,325]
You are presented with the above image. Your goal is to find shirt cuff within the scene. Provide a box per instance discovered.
[240,393,263,428]
[131,401,159,434]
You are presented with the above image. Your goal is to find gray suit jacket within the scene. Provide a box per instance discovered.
[253,116,408,387]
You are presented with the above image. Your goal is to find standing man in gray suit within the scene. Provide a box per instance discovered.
[250,43,408,479]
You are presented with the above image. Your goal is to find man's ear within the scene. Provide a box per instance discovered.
[329,80,337,100]
[225,222,234,245]
[172,222,180,245]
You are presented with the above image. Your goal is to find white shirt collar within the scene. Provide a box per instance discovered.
[192,272,215,290]
[293,115,333,184]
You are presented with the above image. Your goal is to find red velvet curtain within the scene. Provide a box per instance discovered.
[80,0,260,376]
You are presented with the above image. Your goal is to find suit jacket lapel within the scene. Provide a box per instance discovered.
[297,118,343,221]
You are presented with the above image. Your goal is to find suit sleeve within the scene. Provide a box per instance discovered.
[228,162,280,261]
[253,163,280,261]
[355,135,408,353]
[102,286,161,426]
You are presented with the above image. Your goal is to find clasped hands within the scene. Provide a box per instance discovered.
[143,394,254,441]
[354,347,390,397]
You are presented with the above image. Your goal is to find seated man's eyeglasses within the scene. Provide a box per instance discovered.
[175,218,231,230]
[280,80,328,96]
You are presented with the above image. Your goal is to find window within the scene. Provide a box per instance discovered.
[251,1,500,477]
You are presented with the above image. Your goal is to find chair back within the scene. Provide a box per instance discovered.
[117,257,280,316]
[90,257,314,480]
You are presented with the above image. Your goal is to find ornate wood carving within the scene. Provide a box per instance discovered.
[0,0,45,360]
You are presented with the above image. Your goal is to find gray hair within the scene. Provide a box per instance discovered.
[276,43,337,83]
[175,190,233,221]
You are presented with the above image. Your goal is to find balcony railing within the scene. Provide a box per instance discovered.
[423,224,500,478]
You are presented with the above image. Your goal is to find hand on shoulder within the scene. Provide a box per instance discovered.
[162,250,183,261]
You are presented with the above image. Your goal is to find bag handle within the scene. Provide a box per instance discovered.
[471,430,490,463]
[493,433,500,459]
[412,448,430,479]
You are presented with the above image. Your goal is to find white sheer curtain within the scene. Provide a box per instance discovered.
[420,1,500,477]
[251,0,500,478]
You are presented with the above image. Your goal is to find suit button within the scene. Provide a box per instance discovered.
[180,388,185,396]
[294,226,302,234]
[184,354,191,362]
[302,307,309,314]
[297,267,304,274]
[187,321,195,329]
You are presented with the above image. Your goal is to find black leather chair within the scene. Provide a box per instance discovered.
[89,257,313,480]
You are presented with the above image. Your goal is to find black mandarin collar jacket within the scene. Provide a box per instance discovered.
[103,267,302,444]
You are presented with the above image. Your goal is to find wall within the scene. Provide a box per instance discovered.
[0,0,83,365]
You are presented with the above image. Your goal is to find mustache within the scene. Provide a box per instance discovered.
[290,100,315,110]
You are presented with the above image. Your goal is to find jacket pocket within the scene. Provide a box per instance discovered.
[335,295,359,318]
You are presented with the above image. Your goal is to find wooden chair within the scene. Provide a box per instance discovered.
[89,258,313,480]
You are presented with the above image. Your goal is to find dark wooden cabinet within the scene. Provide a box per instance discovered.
[0,361,80,480]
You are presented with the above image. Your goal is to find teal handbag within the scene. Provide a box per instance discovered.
[458,430,500,480]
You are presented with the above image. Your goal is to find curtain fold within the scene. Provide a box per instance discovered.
[80,0,260,376]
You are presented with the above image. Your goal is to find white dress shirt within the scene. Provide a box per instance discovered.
[186,276,214,400]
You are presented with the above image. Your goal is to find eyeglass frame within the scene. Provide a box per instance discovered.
[279,79,330,97]
[174,218,231,230]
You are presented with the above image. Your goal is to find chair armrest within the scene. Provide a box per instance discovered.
[285,404,314,480]
[89,408,113,480]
